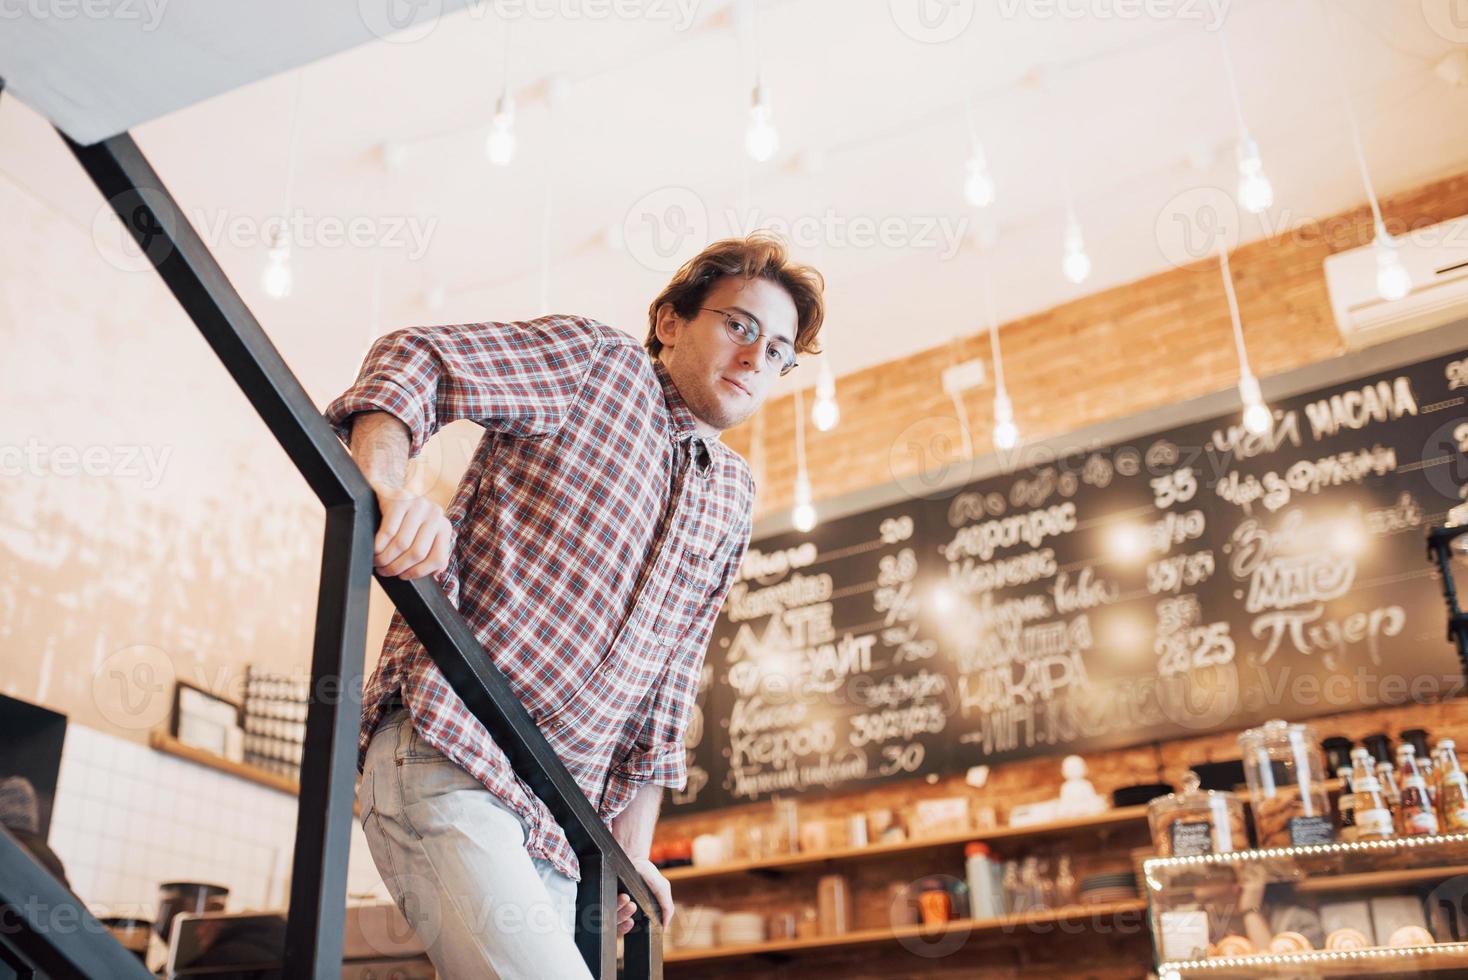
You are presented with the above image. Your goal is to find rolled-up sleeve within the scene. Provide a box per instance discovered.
[324,314,611,456]
[612,516,752,791]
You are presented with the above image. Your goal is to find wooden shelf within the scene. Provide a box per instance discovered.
[663,898,1148,964]
[1159,941,1468,978]
[1295,863,1468,894]
[149,731,300,796]
[664,805,1150,883]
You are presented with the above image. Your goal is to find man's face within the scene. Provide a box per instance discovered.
[654,276,798,435]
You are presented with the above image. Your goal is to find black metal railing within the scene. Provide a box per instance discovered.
[0,118,660,979]
[1428,524,1468,681]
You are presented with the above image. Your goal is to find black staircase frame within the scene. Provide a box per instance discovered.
[0,111,661,980]
[1428,525,1468,682]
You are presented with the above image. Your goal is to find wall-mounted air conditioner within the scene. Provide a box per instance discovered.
[1323,215,1468,347]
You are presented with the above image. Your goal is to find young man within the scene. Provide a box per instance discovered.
[325,234,824,978]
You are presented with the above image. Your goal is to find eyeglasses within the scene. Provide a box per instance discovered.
[700,307,799,377]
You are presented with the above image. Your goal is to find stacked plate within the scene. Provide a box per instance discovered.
[1078,872,1138,905]
[717,912,767,947]
[667,906,722,950]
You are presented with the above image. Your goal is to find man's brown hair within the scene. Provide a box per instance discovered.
[645,232,825,360]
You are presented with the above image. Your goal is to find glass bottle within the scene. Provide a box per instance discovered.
[1375,760,1402,835]
[1054,855,1077,907]
[1001,860,1022,915]
[1336,766,1358,843]
[1435,739,1468,832]
[1402,729,1438,805]
[1397,745,1439,836]
[1020,856,1045,911]
[1036,858,1055,910]
[1353,773,1395,841]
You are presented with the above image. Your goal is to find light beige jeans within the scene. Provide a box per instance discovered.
[357,708,593,980]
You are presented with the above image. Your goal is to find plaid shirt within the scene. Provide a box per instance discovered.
[324,314,753,880]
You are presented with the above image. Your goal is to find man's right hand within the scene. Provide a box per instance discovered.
[373,486,454,580]
[347,412,453,581]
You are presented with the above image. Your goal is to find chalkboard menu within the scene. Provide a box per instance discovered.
[669,347,1468,813]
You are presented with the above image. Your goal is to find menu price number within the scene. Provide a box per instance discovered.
[1156,621,1235,678]
[875,548,920,625]
[879,515,915,545]
[884,624,939,664]
[1147,550,1216,595]
[877,741,926,777]
[849,704,947,747]
[1151,466,1198,510]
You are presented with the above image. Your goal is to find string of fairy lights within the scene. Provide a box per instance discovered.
[258,1,1416,535]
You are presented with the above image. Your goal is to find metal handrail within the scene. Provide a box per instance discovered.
[12,125,661,979]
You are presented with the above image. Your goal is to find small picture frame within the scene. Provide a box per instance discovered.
[171,681,241,758]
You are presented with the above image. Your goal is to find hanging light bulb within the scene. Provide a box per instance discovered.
[1374,225,1412,301]
[745,79,779,163]
[811,362,840,431]
[1321,3,1410,306]
[1219,248,1271,436]
[1217,28,1273,217]
[485,92,516,166]
[1061,212,1091,285]
[964,144,996,208]
[992,389,1019,450]
[1235,137,1274,214]
[791,472,817,533]
[1238,372,1272,435]
[262,224,292,299]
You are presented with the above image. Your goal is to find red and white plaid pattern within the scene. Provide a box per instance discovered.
[325,314,753,880]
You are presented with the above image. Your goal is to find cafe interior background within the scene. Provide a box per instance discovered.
[3,0,1468,976]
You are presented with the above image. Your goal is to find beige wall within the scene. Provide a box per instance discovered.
[0,163,393,742]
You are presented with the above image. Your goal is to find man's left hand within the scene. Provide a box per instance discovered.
[616,857,673,936]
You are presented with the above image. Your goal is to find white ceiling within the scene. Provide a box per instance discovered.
[3,0,1467,402]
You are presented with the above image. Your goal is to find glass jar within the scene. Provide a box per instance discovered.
[1238,719,1335,848]
[1146,771,1246,857]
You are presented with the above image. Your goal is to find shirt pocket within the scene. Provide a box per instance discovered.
[652,547,723,641]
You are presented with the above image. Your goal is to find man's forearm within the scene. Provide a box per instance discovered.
[349,411,411,491]
[611,781,663,859]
